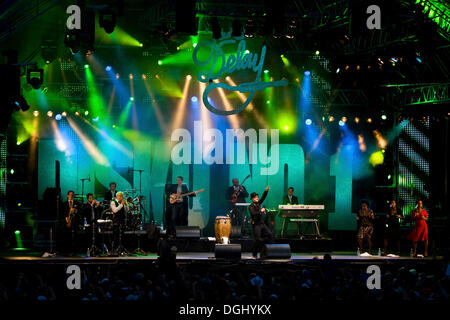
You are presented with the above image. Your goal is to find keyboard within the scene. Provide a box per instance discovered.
[278,205,325,210]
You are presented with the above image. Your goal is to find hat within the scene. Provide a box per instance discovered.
[250,192,258,199]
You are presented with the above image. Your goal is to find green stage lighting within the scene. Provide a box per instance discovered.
[84,64,89,69]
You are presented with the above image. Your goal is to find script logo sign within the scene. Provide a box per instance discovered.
[192,35,288,115]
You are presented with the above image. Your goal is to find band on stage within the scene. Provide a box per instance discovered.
[58,176,429,258]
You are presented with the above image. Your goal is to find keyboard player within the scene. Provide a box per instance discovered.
[283,187,299,205]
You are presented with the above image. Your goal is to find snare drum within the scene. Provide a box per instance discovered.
[215,216,231,243]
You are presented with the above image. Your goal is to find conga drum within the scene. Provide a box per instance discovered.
[215,216,231,243]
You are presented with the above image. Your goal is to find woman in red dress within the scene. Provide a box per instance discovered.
[407,200,428,257]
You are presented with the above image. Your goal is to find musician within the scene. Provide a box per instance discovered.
[226,178,249,227]
[282,187,299,205]
[383,200,402,256]
[166,176,198,237]
[110,191,129,252]
[356,199,375,255]
[60,190,80,255]
[249,186,273,258]
[407,199,428,257]
[83,193,101,226]
[104,182,117,202]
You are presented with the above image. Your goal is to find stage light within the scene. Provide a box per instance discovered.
[367,118,373,123]
[345,65,350,71]
[27,67,44,89]
[55,114,62,121]
[47,111,53,117]
[92,116,99,122]
[105,66,112,71]
[315,50,320,55]
[191,96,198,103]
[336,68,340,73]
[193,43,197,47]
[99,10,116,34]
[139,43,143,47]
[158,60,162,65]
[328,116,334,122]
[295,78,300,82]
[16,141,21,145]
[142,74,146,79]
[84,64,89,69]
[339,120,345,126]
[305,119,312,125]
[62,111,67,117]
[116,73,120,79]
[304,71,311,76]
[284,125,289,130]
[266,100,270,104]
[84,110,89,116]
[381,114,387,120]
[264,69,269,74]
[245,50,250,54]
[387,174,392,180]
[14,230,20,235]
[416,57,422,63]
[356,65,361,71]
[75,111,80,116]
[33,110,39,117]
[186,75,192,80]
[130,97,134,101]
[129,74,133,79]
[354,117,360,123]
[10,169,14,174]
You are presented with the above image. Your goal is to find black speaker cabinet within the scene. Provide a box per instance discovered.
[215,244,242,259]
[261,244,291,259]
[175,226,201,238]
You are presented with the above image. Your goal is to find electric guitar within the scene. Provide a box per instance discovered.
[169,189,205,204]
[230,175,250,203]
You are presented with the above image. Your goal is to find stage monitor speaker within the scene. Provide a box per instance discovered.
[261,244,291,259]
[176,226,200,238]
[215,244,242,260]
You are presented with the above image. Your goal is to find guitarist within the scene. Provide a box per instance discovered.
[166,176,200,237]
[226,178,249,228]
[61,190,80,255]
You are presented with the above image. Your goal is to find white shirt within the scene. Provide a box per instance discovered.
[110,200,129,213]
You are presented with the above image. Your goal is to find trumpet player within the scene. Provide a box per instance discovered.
[84,193,102,227]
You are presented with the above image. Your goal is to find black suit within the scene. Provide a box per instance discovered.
[283,195,299,205]
[166,184,196,236]
[104,190,117,202]
[249,189,273,255]
[60,199,81,254]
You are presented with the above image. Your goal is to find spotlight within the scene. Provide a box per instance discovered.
[192,43,197,47]
[47,111,53,117]
[381,114,387,120]
[266,100,270,104]
[14,230,20,235]
[41,41,57,64]
[328,116,334,122]
[416,57,422,63]
[130,97,134,101]
[142,74,147,79]
[92,116,99,122]
[158,60,162,65]
[339,120,345,126]
[105,66,112,71]
[84,110,89,116]
[264,69,269,73]
[115,73,120,79]
[16,142,21,145]
[33,110,39,117]
[191,96,198,103]
[354,117,360,123]
[356,65,361,71]
[345,65,350,71]
[26,67,44,89]
[99,10,116,34]
[280,54,284,58]
[186,75,192,80]
[341,116,347,123]
[284,125,289,130]
[55,114,62,121]
[84,64,89,69]
[367,118,372,123]
[139,43,143,48]
[75,111,80,116]
[304,71,311,76]
[315,50,320,55]
[305,119,312,126]
[129,74,133,79]
[10,169,14,174]
[336,68,340,73]
[62,111,67,117]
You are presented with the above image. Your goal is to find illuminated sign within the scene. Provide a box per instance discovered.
[193,35,288,115]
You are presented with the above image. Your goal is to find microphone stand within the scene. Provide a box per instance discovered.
[80,175,90,198]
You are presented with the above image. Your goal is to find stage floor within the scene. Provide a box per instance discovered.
[0,251,440,264]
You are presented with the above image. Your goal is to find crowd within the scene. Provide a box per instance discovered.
[0,254,449,302]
